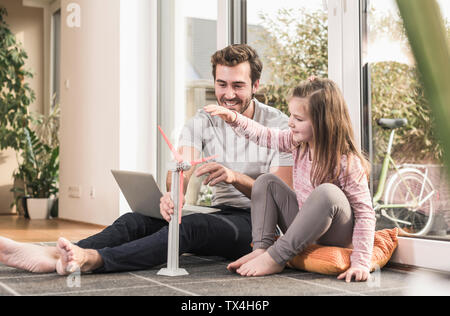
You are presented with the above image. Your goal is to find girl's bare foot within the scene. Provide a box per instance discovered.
[0,236,58,273]
[56,237,103,275]
[236,251,285,277]
[227,249,266,272]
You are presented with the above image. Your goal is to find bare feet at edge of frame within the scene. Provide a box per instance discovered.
[0,236,58,273]
[227,248,267,272]
[236,251,285,277]
[56,237,103,275]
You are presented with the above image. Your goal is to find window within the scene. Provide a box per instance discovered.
[368,0,450,240]
[246,0,328,114]
[157,0,217,205]
[184,0,218,120]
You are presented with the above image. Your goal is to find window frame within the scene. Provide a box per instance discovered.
[51,8,61,109]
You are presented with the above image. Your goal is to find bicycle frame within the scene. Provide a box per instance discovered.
[372,129,433,226]
[373,129,397,206]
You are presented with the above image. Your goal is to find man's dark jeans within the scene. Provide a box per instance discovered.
[76,207,252,273]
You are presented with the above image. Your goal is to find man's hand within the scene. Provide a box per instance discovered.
[159,193,185,223]
[203,104,237,123]
[195,162,237,186]
[159,193,174,222]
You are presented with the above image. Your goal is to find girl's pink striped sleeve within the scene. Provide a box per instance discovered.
[340,156,376,271]
[230,112,294,152]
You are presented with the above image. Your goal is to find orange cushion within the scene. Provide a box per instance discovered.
[286,228,399,275]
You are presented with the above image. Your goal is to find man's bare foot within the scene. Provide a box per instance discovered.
[56,237,103,275]
[0,236,58,273]
[227,249,266,272]
[236,251,285,277]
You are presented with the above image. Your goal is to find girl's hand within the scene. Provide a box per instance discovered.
[337,266,370,282]
[204,104,237,123]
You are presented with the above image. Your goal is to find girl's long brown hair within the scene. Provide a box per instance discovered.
[291,78,371,187]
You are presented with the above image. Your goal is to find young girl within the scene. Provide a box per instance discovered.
[204,77,376,282]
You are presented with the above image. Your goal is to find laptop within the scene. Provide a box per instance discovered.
[111,170,219,220]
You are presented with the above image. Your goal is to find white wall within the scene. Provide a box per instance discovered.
[59,0,158,225]
[59,0,121,225]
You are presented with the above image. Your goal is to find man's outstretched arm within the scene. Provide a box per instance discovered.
[195,164,293,199]
[195,163,254,198]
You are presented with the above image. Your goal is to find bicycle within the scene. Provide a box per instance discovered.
[372,118,436,236]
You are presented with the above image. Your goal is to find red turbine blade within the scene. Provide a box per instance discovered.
[179,170,184,224]
[158,126,183,163]
[190,155,218,166]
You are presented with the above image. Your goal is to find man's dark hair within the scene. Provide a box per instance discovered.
[211,44,263,85]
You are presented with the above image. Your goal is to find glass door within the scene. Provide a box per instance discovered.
[368,0,450,240]
[158,0,218,205]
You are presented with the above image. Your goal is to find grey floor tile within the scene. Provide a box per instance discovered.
[282,268,411,295]
[0,268,49,280]
[134,257,339,296]
[135,255,233,285]
[2,271,155,296]
[0,281,19,296]
[360,288,408,296]
[178,275,345,296]
[57,285,183,296]
[0,264,12,272]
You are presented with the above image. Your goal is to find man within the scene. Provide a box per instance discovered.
[0,44,293,275]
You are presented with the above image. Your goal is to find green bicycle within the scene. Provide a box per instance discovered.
[373,118,436,236]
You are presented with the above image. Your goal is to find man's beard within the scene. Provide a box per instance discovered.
[218,95,253,114]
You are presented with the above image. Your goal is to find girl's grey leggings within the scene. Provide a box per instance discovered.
[251,173,354,265]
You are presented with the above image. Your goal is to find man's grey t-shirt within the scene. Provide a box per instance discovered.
[178,99,293,209]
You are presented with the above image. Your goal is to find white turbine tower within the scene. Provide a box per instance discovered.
[157,126,217,276]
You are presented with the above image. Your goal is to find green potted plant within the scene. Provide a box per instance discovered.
[12,102,60,219]
[1,7,60,218]
[0,6,36,216]
[0,7,35,150]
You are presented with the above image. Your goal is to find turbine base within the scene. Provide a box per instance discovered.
[157,268,189,277]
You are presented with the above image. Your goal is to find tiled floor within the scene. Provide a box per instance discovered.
[2,253,447,296]
[1,216,449,296]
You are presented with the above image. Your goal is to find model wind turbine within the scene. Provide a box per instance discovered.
[156,126,217,276]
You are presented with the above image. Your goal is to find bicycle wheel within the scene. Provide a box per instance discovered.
[383,168,435,236]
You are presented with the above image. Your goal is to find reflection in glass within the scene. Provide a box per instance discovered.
[369,0,450,238]
[182,0,217,206]
[183,0,218,120]
[247,0,327,114]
